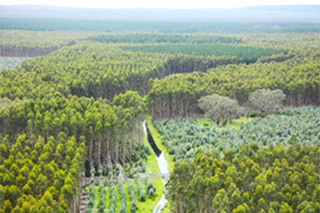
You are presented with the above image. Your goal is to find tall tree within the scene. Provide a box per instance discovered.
[249,89,286,115]
[198,94,242,126]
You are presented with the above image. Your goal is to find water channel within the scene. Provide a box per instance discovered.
[142,121,168,213]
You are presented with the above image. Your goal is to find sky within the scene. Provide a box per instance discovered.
[1,0,319,9]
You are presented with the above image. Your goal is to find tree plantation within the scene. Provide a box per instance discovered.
[166,141,320,212]
[0,134,86,212]
[0,18,319,213]
[147,53,319,120]
[0,30,102,57]
[88,34,242,44]
[122,44,287,64]
[153,106,320,164]
[1,18,320,33]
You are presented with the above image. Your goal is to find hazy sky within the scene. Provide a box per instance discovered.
[1,0,319,9]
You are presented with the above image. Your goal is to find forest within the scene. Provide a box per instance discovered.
[166,139,320,212]
[1,18,320,33]
[0,13,319,213]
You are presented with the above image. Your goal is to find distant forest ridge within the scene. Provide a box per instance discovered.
[1,5,320,21]
[1,18,320,33]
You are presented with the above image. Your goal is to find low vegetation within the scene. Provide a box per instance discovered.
[0,57,29,70]
[154,106,320,162]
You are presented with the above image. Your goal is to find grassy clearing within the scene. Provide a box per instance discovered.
[137,178,164,212]
[146,117,175,172]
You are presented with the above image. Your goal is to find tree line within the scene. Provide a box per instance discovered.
[0,90,148,211]
[147,51,319,120]
[0,43,240,101]
[88,34,242,44]
[0,91,146,169]
[2,18,320,33]
[0,30,100,57]
[122,43,287,64]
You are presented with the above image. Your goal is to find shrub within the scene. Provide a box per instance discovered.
[148,188,155,197]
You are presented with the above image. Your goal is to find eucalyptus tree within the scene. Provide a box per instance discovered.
[249,89,286,115]
[198,94,243,126]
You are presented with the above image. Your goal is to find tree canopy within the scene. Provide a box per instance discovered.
[198,94,242,126]
[249,89,286,115]
[166,141,320,213]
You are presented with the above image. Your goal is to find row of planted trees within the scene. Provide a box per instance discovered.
[0,90,150,211]
[88,34,242,44]
[1,42,317,121]
[0,30,100,57]
[0,91,147,169]
[147,51,319,120]
[85,166,156,213]
[166,139,320,213]
[122,43,287,64]
[0,134,86,212]
[0,34,318,212]
[0,43,242,100]
[0,42,172,211]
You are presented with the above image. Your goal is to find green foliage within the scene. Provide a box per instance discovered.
[130,202,138,213]
[0,42,240,101]
[3,200,12,213]
[147,51,319,120]
[148,188,155,198]
[123,43,287,64]
[198,94,243,126]
[128,181,138,212]
[119,202,127,213]
[0,91,147,173]
[0,185,4,208]
[167,142,320,212]
[117,177,127,212]
[279,203,293,213]
[233,205,247,213]
[212,189,230,212]
[108,180,117,213]
[249,89,286,115]
[2,18,319,33]
[137,177,146,202]
[154,106,320,162]
[87,198,94,209]
[0,135,86,212]
[145,178,156,198]
[0,30,102,57]
[89,34,241,44]
[0,27,319,212]
[88,168,96,210]
[0,58,29,70]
